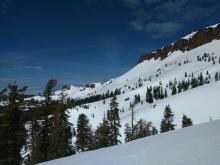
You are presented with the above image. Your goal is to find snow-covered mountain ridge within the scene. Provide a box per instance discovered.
[138,22,220,63]
[39,119,220,165]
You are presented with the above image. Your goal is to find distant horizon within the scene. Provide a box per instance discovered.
[1,0,220,94]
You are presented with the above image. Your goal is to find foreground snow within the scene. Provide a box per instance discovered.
[39,119,220,165]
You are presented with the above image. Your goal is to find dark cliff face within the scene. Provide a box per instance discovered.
[138,23,220,64]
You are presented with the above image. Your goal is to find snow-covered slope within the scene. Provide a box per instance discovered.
[39,119,220,165]
[66,39,220,141]
[69,80,220,140]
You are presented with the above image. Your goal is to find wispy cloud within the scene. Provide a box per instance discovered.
[123,0,220,38]
[84,0,220,38]
[0,52,43,70]
[130,21,183,38]
[0,44,100,71]
[22,65,44,70]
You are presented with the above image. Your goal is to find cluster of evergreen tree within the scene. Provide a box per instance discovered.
[160,105,193,133]
[182,114,193,128]
[0,84,27,165]
[197,53,218,64]
[215,72,220,81]
[129,94,141,108]
[134,94,141,105]
[0,80,75,165]
[124,119,157,143]
[75,95,121,152]
[124,105,157,143]
[171,72,211,96]
[66,88,121,108]
[0,78,198,164]
[30,80,74,164]
[146,85,168,104]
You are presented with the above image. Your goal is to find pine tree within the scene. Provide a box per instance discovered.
[94,115,111,149]
[107,95,121,145]
[30,79,58,163]
[153,87,157,100]
[160,105,176,133]
[47,100,75,160]
[43,79,57,105]
[146,87,153,103]
[30,107,42,164]
[0,83,27,165]
[151,126,158,135]
[215,72,219,81]
[134,94,140,104]
[177,82,182,93]
[164,88,168,98]
[75,114,94,152]
[0,89,8,164]
[191,77,198,88]
[124,123,132,143]
[182,80,189,91]
[172,84,177,95]
[199,73,204,85]
[131,105,134,139]
[39,79,57,161]
[160,87,164,99]
[182,114,193,128]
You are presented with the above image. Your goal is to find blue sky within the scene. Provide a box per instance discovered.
[0,0,220,94]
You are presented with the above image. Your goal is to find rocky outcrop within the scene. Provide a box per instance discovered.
[138,23,220,63]
[83,83,96,89]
